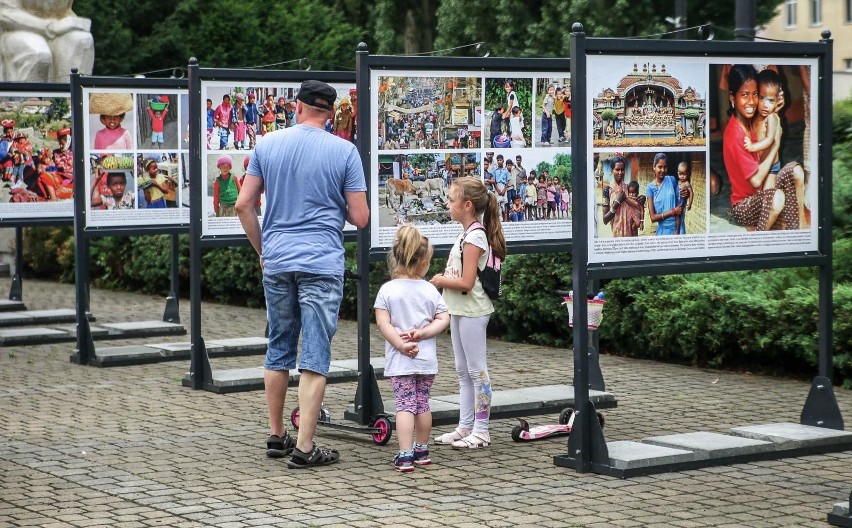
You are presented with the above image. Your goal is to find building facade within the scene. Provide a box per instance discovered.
[758,0,852,100]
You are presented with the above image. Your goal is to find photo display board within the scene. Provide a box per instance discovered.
[369,67,573,249]
[81,86,189,228]
[586,55,819,264]
[0,86,74,221]
[199,80,358,238]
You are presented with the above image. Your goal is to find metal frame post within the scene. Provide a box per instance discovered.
[8,226,23,301]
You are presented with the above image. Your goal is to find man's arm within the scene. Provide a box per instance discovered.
[236,174,264,256]
[345,191,369,228]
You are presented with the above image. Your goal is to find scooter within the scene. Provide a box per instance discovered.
[511,408,605,442]
[291,405,393,446]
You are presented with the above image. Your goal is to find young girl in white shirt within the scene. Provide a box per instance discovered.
[375,226,449,472]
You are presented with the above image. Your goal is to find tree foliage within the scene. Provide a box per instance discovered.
[73,0,366,75]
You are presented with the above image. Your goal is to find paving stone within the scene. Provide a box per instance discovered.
[642,431,775,460]
[2,277,852,528]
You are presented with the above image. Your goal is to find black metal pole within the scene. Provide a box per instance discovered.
[675,0,688,39]
[351,42,380,425]
[734,0,756,41]
[818,30,834,381]
[569,24,591,473]
[187,58,208,389]
[8,226,23,301]
[163,233,180,323]
[70,69,94,365]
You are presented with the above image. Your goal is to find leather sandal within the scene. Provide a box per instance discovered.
[287,444,340,469]
[266,431,295,458]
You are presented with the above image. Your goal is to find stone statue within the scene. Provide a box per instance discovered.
[0,0,94,83]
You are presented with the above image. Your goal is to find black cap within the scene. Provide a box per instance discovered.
[296,80,336,111]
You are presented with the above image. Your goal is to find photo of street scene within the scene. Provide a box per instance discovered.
[377,76,481,150]
[376,152,479,227]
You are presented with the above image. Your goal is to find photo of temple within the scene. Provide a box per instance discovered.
[591,62,707,147]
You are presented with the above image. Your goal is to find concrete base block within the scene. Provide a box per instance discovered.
[606,440,698,470]
[0,299,26,312]
[729,422,852,448]
[0,326,69,345]
[101,321,187,337]
[642,431,774,460]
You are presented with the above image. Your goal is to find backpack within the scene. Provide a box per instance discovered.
[460,222,502,300]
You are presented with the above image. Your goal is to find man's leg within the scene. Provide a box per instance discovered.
[265,369,289,437]
[290,273,343,460]
[295,370,327,453]
[262,271,299,457]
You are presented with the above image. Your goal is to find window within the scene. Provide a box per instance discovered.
[846,59,852,71]
[786,0,798,27]
[810,0,822,25]
[847,0,852,23]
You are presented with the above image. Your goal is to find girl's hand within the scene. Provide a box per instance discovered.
[400,342,419,358]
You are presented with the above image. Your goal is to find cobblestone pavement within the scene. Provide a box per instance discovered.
[1,278,850,527]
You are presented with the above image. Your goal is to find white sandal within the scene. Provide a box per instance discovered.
[434,428,471,445]
[451,433,491,449]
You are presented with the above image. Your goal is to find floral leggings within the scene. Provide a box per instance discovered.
[732,161,800,230]
[390,374,434,415]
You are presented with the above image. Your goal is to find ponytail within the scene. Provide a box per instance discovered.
[483,192,506,260]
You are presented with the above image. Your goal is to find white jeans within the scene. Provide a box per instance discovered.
[450,314,492,435]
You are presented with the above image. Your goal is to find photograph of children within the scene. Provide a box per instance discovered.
[484,78,532,149]
[588,59,707,148]
[137,153,180,209]
[707,64,813,233]
[377,152,478,227]
[534,77,571,147]
[485,149,571,223]
[593,151,706,238]
[0,95,74,206]
[377,76,481,150]
[87,91,136,151]
[88,154,136,211]
[205,152,253,217]
[136,93,178,150]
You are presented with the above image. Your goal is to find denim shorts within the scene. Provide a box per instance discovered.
[263,271,343,376]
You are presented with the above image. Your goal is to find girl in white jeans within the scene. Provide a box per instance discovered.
[430,177,506,448]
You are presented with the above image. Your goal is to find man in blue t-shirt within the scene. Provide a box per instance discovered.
[237,80,369,469]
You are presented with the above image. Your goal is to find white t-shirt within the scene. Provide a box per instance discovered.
[441,226,493,317]
[510,115,524,140]
[506,90,518,113]
[374,278,447,377]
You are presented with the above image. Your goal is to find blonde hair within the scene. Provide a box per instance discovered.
[388,225,433,279]
[451,177,507,260]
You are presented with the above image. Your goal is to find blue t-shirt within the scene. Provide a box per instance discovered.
[493,166,509,187]
[246,124,366,275]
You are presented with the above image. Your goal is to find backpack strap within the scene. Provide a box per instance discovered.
[459,221,488,271]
